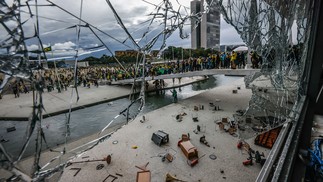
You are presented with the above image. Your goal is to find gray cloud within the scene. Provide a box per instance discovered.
[2,0,243,59]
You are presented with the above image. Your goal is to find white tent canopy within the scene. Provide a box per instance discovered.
[233,46,248,52]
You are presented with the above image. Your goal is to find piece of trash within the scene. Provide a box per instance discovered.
[232,90,238,94]
[176,114,183,122]
[194,106,199,111]
[67,155,112,166]
[220,169,224,174]
[165,153,173,162]
[200,135,210,147]
[70,168,81,177]
[178,135,199,167]
[192,117,199,122]
[136,162,151,182]
[96,164,104,170]
[81,156,89,159]
[115,173,123,177]
[209,154,217,160]
[217,122,225,130]
[112,140,118,144]
[132,145,138,149]
[151,130,169,146]
[140,115,146,123]
[103,174,118,182]
[0,139,9,143]
[166,173,184,182]
[237,86,241,90]
[6,126,16,132]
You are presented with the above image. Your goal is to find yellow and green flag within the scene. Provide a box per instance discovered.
[43,46,52,52]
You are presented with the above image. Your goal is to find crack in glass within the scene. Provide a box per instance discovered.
[0,0,213,181]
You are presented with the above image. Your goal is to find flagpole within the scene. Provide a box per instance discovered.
[51,44,61,92]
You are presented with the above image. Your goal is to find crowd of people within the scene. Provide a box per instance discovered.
[1,50,265,98]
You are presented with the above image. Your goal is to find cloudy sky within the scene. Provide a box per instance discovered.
[2,0,243,59]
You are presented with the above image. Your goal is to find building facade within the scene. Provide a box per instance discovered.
[191,0,221,50]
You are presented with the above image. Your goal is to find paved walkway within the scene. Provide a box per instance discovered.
[59,77,269,182]
[0,76,206,120]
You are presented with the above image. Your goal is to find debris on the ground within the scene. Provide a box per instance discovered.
[243,150,266,166]
[112,140,118,144]
[70,168,81,177]
[151,130,169,146]
[132,145,138,149]
[195,124,205,133]
[217,122,225,130]
[0,138,9,143]
[175,112,187,122]
[6,126,16,132]
[194,106,199,111]
[115,173,123,177]
[232,90,238,94]
[255,151,266,165]
[191,112,199,122]
[164,153,174,162]
[243,152,253,166]
[209,154,217,160]
[67,155,112,166]
[140,115,146,123]
[166,173,186,182]
[214,105,220,111]
[178,134,199,167]
[176,114,183,122]
[96,164,104,170]
[136,162,151,182]
[103,174,118,182]
[200,135,210,147]
[237,140,251,153]
[192,117,199,122]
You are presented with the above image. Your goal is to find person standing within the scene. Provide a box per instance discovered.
[170,88,177,103]
[231,51,237,69]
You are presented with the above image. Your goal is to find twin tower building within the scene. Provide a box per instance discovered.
[191,0,221,50]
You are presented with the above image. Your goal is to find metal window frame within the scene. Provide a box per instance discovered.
[256,0,323,181]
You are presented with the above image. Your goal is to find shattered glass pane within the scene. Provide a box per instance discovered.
[0,0,214,181]
[212,0,313,139]
[0,0,315,180]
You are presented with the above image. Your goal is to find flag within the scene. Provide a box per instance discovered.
[43,46,52,52]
